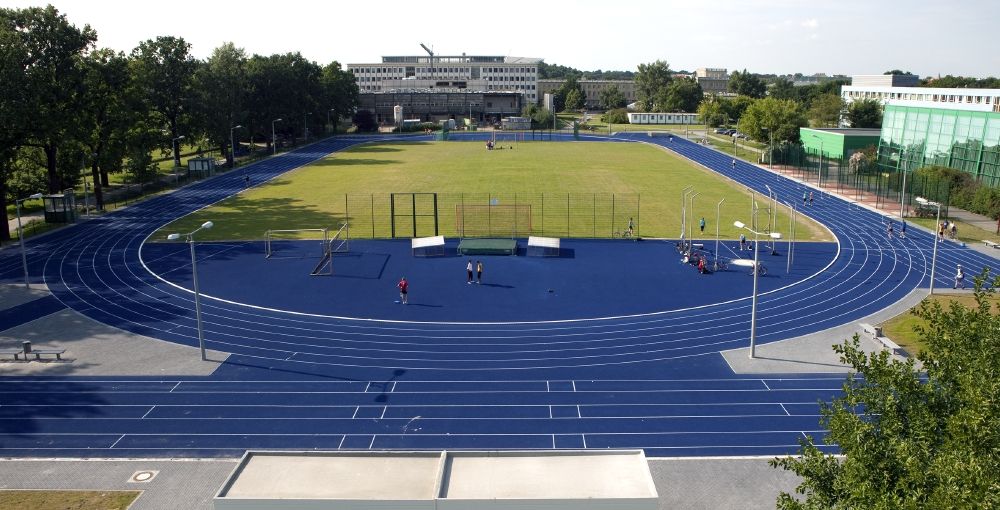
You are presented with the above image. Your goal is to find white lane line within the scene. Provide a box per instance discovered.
[140,406,156,419]
[351,406,360,419]
[780,403,790,416]
[761,380,771,390]
[169,382,181,393]
[109,434,125,448]
[337,435,346,449]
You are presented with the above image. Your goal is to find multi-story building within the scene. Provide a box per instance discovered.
[841,75,1000,113]
[536,79,637,110]
[357,91,522,125]
[695,68,729,96]
[347,54,541,103]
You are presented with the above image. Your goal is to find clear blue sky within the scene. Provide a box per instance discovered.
[4,0,997,78]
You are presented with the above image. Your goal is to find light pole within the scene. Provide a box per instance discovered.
[714,198,726,271]
[784,201,797,273]
[16,193,44,289]
[899,149,908,218]
[327,108,337,134]
[688,192,700,245]
[764,185,778,255]
[81,152,95,217]
[230,125,242,168]
[167,221,214,361]
[682,186,694,249]
[272,118,283,155]
[303,112,312,140]
[172,135,185,185]
[916,197,942,295]
[734,220,782,358]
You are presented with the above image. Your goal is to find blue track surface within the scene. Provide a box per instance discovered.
[1,133,997,458]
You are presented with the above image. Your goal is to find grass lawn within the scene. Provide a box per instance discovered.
[881,293,1000,356]
[0,490,139,510]
[156,140,833,242]
[908,216,1000,245]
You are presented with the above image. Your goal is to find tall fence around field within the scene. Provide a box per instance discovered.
[325,193,640,239]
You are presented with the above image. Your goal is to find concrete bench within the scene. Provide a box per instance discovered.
[527,236,560,257]
[859,323,902,355]
[411,235,445,257]
[1,349,23,361]
[28,348,67,360]
[983,240,998,249]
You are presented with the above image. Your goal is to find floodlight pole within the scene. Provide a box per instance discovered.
[304,112,312,140]
[168,221,214,361]
[681,186,694,249]
[688,193,700,245]
[172,135,185,185]
[714,198,725,271]
[229,125,242,168]
[272,118,283,155]
[785,201,797,273]
[734,221,781,359]
[16,193,44,289]
[899,153,908,218]
[918,197,942,295]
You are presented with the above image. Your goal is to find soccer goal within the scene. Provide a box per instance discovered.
[264,228,329,259]
[311,223,350,276]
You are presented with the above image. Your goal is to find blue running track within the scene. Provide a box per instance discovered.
[1,133,996,458]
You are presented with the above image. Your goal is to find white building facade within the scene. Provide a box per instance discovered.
[842,75,1000,113]
[348,55,541,104]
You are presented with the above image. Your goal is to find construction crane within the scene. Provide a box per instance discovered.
[420,43,434,79]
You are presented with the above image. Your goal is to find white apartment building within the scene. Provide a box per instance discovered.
[842,75,1000,113]
[347,54,542,103]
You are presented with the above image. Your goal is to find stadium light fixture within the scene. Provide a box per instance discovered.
[734,220,782,359]
[916,197,942,295]
[167,220,215,360]
[16,192,44,289]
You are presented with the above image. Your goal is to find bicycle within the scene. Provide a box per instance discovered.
[712,258,729,272]
[612,229,634,239]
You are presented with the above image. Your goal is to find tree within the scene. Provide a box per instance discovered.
[634,60,672,111]
[352,110,377,132]
[658,77,703,113]
[320,61,358,134]
[697,98,727,127]
[564,88,584,111]
[601,108,628,125]
[772,275,1000,509]
[556,75,586,112]
[0,14,29,241]
[808,93,844,127]
[884,69,915,76]
[78,48,133,210]
[769,77,797,100]
[523,103,553,128]
[599,85,627,110]
[737,97,807,143]
[723,95,756,125]
[130,36,199,168]
[195,42,247,165]
[3,5,96,194]
[728,69,766,98]
[845,99,883,128]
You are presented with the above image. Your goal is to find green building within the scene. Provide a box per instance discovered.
[876,105,1000,187]
[799,127,881,159]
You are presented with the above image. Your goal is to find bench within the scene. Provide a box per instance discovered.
[1,349,23,361]
[527,236,560,257]
[411,235,446,257]
[859,322,902,355]
[983,240,999,249]
[28,348,66,361]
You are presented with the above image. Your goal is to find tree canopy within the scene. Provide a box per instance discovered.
[728,69,767,98]
[737,97,807,143]
[634,60,673,112]
[772,274,1000,509]
[846,99,883,128]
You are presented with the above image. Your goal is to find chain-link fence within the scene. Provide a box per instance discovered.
[328,193,641,239]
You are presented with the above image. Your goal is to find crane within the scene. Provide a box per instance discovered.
[420,43,434,79]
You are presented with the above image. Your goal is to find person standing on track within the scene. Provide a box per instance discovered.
[887,221,894,239]
[900,220,907,239]
[954,264,965,289]
[739,233,746,251]
[731,159,736,170]
[397,277,408,304]
[467,259,474,284]
[809,191,814,206]
[803,190,808,206]
[699,217,706,233]
[476,260,483,284]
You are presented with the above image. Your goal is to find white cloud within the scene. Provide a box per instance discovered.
[801,18,820,29]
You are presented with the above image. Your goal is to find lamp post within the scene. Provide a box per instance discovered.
[327,108,337,134]
[784,201,797,273]
[16,193,44,289]
[172,135,185,185]
[681,186,694,250]
[714,198,726,271]
[899,149,908,218]
[734,220,782,358]
[916,197,942,295]
[764,185,778,255]
[272,118,283,155]
[167,221,214,361]
[81,152,96,217]
[303,112,312,140]
[688,192,700,245]
[230,125,242,168]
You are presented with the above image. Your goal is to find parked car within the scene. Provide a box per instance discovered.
[714,127,728,134]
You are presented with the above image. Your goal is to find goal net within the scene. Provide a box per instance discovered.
[456,204,532,238]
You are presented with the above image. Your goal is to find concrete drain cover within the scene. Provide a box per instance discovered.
[129,470,158,483]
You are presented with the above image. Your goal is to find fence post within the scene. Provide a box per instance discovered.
[566,193,570,238]
[611,194,616,238]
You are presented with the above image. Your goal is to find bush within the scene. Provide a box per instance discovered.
[602,108,628,124]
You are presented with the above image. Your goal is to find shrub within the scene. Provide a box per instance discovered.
[602,108,628,124]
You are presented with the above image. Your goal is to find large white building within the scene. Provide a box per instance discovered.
[842,75,1000,113]
[347,54,542,103]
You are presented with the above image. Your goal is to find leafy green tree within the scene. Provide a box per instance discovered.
[245,52,322,147]
[320,61,358,134]
[130,36,200,168]
[602,108,628,125]
[634,60,672,111]
[195,42,247,165]
[0,15,29,241]
[78,48,132,210]
[884,69,915,76]
[772,276,1000,509]
[523,103,553,128]
[697,98,727,127]
[808,93,844,127]
[738,97,807,143]
[599,85,627,110]
[658,77,703,113]
[728,69,766,98]
[3,5,96,194]
[352,110,377,132]
[845,99,883,128]
[723,95,756,125]
[769,77,797,100]
[556,75,586,112]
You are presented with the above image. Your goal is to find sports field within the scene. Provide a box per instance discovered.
[158,140,831,242]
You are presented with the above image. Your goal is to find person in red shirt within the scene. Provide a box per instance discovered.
[397,277,408,304]
[697,257,706,274]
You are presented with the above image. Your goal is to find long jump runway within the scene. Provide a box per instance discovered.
[1,133,996,458]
